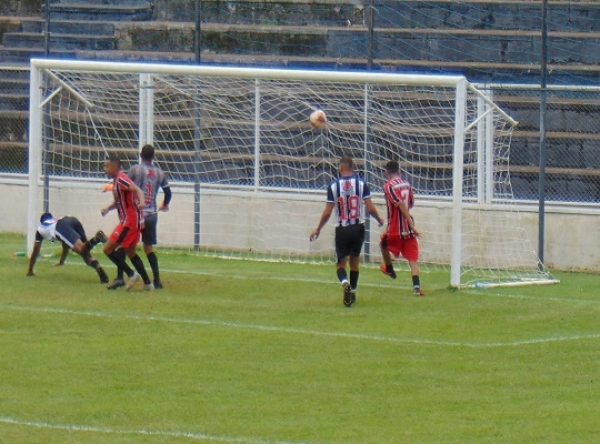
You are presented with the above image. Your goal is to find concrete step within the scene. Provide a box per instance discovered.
[75,48,370,70]
[21,19,115,35]
[0,45,79,63]
[373,0,600,32]
[153,0,365,27]
[0,78,29,94]
[150,0,600,31]
[0,93,28,111]
[50,0,151,5]
[47,2,153,21]
[3,31,116,51]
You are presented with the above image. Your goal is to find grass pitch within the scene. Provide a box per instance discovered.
[1,233,599,443]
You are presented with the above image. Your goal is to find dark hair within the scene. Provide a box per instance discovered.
[385,160,400,174]
[106,153,121,167]
[339,155,353,170]
[40,212,53,223]
[140,144,155,161]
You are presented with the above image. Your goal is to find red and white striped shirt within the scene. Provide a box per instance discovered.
[383,176,415,238]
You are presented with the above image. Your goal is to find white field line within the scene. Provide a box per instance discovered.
[2,303,600,348]
[0,415,312,444]
[36,254,600,304]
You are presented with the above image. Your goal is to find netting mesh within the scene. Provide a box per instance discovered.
[31,62,556,287]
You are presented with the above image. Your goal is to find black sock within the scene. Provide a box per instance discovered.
[130,254,151,285]
[412,275,420,288]
[89,259,101,270]
[147,252,159,281]
[386,263,395,274]
[336,268,347,283]
[116,249,133,280]
[107,250,128,275]
[349,270,359,290]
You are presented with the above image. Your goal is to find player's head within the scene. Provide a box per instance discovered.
[140,144,155,162]
[339,156,354,175]
[40,212,54,224]
[104,154,121,178]
[384,160,400,175]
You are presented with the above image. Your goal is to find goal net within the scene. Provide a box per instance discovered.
[28,59,557,288]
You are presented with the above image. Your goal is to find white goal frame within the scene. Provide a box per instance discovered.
[28,58,557,288]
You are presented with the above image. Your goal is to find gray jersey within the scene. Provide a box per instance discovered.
[129,161,169,215]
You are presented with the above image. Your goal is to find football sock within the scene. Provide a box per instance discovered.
[89,259,101,270]
[130,254,152,285]
[350,270,359,290]
[107,250,128,273]
[412,275,420,288]
[146,251,160,281]
[386,263,395,274]
[116,248,133,280]
[336,268,347,283]
[84,237,101,252]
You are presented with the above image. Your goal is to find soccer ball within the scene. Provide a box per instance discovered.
[309,109,327,129]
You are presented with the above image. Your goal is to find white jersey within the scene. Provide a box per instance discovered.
[36,218,59,242]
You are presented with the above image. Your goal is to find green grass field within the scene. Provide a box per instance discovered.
[1,233,599,443]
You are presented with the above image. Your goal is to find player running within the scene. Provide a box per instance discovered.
[101,154,154,291]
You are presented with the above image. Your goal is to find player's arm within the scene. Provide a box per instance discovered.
[101,200,116,216]
[395,201,420,236]
[128,181,146,211]
[364,197,384,227]
[159,185,172,212]
[310,202,334,241]
[27,240,42,276]
[54,242,70,267]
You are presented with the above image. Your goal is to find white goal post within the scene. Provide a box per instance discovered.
[28,58,557,288]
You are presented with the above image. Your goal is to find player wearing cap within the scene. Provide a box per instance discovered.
[27,212,109,283]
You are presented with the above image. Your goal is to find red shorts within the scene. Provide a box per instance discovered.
[380,232,419,262]
[109,223,140,249]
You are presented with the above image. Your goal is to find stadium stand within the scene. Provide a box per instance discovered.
[1,0,600,200]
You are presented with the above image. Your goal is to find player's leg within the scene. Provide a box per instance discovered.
[335,227,355,307]
[107,247,132,289]
[103,225,136,289]
[142,213,162,289]
[66,217,105,254]
[121,228,153,291]
[379,233,398,279]
[79,250,109,284]
[56,218,108,283]
[346,224,365,306]
[337,256,353,308]
[402,237,423,296]
[104,225,138,288]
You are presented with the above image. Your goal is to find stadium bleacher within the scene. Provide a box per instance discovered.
[1,0,600,201]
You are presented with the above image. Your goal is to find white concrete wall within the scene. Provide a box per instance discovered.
[2,177,600,272]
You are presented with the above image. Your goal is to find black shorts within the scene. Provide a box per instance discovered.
[141,212,158,246]
[334,223,365,263]
[55,216,87,248]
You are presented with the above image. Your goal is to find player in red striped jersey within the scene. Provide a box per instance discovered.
[101,154,154,291]
[379,160,424,296]
[310,156,384,307]
[106,145,172,289]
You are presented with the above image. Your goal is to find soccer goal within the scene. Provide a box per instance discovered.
[27,58,557,288]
